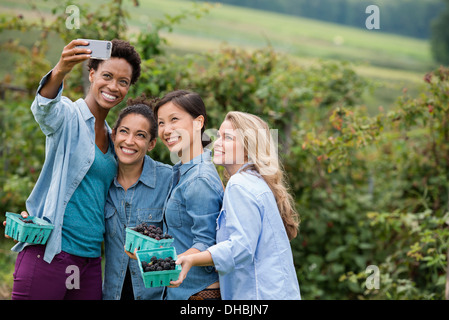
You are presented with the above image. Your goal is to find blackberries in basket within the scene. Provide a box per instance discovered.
[141,256,176,272]
[19,217,35,224]
[133,223,172,240]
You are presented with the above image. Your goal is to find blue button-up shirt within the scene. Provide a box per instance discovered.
[102,155,172,300]
[164,150,224,300]
[11,71,114,263]
[207,166,301,300]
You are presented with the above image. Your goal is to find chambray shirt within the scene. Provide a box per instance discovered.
[11,71,114,263]
[207,166,301,300]
[164,150,224,300]
[103,155,172,300]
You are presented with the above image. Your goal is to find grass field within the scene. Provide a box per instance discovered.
[0,0,435,114]
[0,0,435,70]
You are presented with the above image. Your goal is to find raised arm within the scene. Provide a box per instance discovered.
[39,39,91,99]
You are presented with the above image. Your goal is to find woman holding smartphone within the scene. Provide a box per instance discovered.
[102,97,172,300]
[127,90,224,300]
[7,39,141,300]
[171,111,301,300]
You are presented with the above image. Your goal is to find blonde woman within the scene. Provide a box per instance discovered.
[170,111,301,300]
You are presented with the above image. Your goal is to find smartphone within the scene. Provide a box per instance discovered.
[76,39,112,60]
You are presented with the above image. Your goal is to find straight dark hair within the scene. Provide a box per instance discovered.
[153,90,211,148]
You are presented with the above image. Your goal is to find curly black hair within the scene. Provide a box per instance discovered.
[87,39,141,85]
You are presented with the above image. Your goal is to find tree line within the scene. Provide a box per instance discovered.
[196,0,444,39]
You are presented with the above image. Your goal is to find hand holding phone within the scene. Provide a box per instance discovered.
[76,39,112,60]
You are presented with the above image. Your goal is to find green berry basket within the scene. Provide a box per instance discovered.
[125,227,174,252]
[4,212,54,244]
[136,247,182,288]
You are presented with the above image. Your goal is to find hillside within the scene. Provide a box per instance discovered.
[0,0,437,112]
[190,0,444,39]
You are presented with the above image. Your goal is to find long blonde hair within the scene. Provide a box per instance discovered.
[225,111,300,240]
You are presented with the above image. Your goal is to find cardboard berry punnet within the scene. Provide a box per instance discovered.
[125,223,174,253]
[4,212,54,244]
[136,247,181,288]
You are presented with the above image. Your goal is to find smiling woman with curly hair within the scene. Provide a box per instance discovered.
[6,38,141,300]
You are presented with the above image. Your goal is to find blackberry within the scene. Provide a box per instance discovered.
[141,256,177,273]
[133,223,173,240]
[19,217,35,224]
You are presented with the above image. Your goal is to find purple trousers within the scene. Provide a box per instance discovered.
[12,244,102,300]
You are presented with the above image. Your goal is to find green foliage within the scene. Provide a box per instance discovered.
[0,91,44,214]
[337,65,449,300]
[430,0,449,65]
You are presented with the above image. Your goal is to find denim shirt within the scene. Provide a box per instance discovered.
[164,150,224,300]
[103,155,172,300]
[11,70,114,263]
[207,166,301,300]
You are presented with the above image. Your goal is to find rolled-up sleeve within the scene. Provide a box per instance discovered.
[184,177,222,252]
[208,184,262,275]
[31,70,67,136]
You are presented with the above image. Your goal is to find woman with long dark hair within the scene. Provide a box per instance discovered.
[127,90,224,300]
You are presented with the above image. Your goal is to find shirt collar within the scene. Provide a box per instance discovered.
[175,149,213,176]
[236,161,253,174]
[139,155,157,188]
[113,155,156,189]
[77,98,95,122]
[77,98,112,134]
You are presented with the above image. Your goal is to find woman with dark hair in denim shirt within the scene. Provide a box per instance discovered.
[102,96,172,300]
[127,90,224,300]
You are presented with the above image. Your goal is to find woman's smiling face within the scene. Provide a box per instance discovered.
[157,101,203,161]
[112,113,156,166]
[87,57,133,112]
[213,120,246,174]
